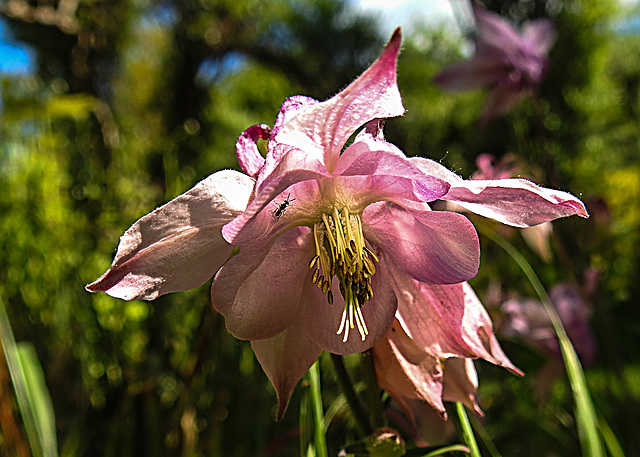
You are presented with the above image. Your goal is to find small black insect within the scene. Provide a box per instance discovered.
[272,193,295,220]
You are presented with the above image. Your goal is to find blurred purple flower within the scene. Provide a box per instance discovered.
[501,283,596,365]
[434,4,555,123]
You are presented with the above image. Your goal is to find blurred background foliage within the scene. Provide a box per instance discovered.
[0,0,639,455]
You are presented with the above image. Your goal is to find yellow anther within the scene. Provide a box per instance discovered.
[310,207,378,343]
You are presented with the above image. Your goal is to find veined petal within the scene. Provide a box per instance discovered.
[363,202,479,285]
[236,124,269,178]
[373,320,446,418]
[411,157,589,227]
[302,255,397,355]
[251,317,322,420]
[392,272,522,375]
[273,29,404,172]
[335,132,451,202]
[86,170,253,300]
[211,227,314,341]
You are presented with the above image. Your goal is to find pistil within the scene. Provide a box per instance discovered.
[309,207,378,342]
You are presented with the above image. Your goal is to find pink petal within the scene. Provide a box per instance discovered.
[251,316,322,420]
[473,4,523,56]
[433,56,506,91]
[256,96,322,188]
[273,29,404,172]
[86,170,253,300]
[442,358,483,416]
[211,227,314,341]
[523,19,556,55]
[363,202,480,284]
[411,158,589,227]
[236,124,269,178]
[373,320,446,418]
[391,269,522,375]
[222,149,330,246]
[301,256,397,355]
[335,131,451,202]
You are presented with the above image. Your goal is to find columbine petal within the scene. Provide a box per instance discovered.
[86,170,253,300]
[363,202,480,284]
[473,4,523,55]
[441,358,483,416]
[523,19,556,55]
[432,57,506,91]
[273,28,404,172]
[373,320,446,418]
[302,257,397,355]
[335,128,451,202]
[411,157,589,227]
[222,149,330,246]
[211,227,313,341]
[251,316,322,420]
[391,268,521,374]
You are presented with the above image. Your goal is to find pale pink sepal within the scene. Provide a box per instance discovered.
[411,157,589,227]
[86,170,254,300]
[251,316,322,420]
[273,29,404,172]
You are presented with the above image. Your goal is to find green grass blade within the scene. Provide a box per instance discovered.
[0,300,59,457]
[598,414,626,457]
[454,402,482,457]
[308,360,328,457]
[479,226,605,457]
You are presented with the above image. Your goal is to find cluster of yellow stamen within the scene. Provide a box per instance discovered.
[308,207,379,342]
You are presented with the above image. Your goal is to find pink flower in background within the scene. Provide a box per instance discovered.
[501,283,596,366]
[434,4,556,123]
[87,28,588,419]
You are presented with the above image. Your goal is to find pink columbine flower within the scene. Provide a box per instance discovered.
[434,4,556,123]
[87,29,587,418]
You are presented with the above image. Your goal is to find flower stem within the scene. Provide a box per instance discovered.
[478,224,605,457]
[308,360,328,457]
[454,402,482,457]
[361,350,384,429]
[330,353,373,437]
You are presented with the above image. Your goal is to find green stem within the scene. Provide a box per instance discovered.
[308,360,328,457]
[478,224,605,457]
[361,350,384,429]
[330,353,373,437]
[454,402,482,457]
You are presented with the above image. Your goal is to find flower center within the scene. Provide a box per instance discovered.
[309,207,378,342]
